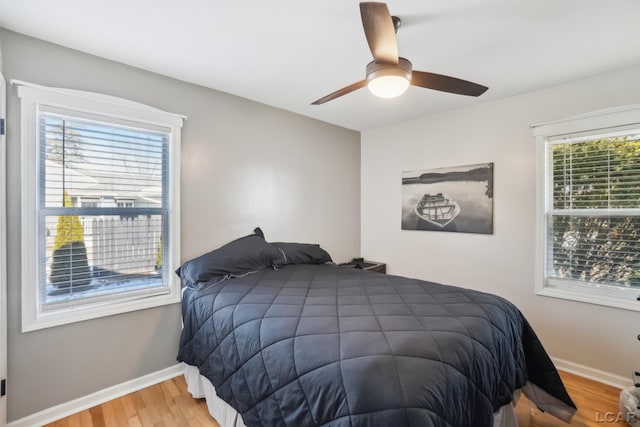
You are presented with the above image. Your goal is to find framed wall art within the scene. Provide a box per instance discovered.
[401,163,494,234]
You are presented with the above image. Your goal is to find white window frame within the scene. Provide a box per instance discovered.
[533,104,640,312]
[14,80,185,332]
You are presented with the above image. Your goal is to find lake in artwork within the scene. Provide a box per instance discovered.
[401,163,494,234]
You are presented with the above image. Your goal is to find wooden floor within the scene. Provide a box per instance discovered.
[45,376,220,427]
[515,371,626,426]
[46,371,626,427]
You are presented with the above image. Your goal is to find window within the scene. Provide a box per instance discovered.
[80,197,99,208]
[533,105,640,311]
[116,199,134,208]
[15,80,185,331]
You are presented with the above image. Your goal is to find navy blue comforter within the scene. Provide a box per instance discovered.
[178,264,574,426]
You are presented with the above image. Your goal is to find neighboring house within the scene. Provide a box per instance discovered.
[45,159,161,210]
[44,159,163,286]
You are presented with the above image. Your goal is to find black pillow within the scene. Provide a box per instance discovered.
[272,242,332,267]
[177,233,280,288]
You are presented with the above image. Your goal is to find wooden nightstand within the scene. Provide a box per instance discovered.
[341,259,386,274]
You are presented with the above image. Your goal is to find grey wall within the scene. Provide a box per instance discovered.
[1,30,360,421]
[361,64,640,380]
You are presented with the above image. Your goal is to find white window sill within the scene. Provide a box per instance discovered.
[537,284,640,312]
[23,289,180,332]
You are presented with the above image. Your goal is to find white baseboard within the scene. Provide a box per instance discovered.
[7,363,184,427]
[552,356,634,390]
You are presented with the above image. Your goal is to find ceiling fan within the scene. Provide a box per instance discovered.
[311,2,488,105]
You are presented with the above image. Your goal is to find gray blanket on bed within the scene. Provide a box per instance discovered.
[178,263,574,426]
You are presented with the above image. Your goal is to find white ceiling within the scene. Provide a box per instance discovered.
[1,0,640,131]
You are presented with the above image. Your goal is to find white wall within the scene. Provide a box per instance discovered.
[361,65,640,379]
[2,30,360,421]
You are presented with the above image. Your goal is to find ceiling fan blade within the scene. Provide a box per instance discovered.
[360,2,398,65]
[311,80,367,105]
[411,71,488,97]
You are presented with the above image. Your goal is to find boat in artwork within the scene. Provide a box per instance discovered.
[415,193,461,228]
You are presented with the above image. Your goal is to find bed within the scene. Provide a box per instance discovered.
[176,232,576,427]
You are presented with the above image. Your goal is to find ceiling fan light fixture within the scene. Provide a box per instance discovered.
[310,3,489,105]
[366,58,412,99]
[368,75,409,98]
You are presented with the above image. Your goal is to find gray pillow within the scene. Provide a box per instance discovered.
[177,232,280,288]
[272,242,332,267]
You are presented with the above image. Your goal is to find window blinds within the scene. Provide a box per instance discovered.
[547,131,640,289]
[38,107,170,309]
